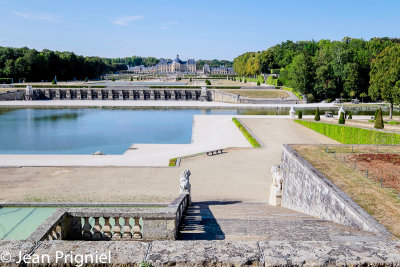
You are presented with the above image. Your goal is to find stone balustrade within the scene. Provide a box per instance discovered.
[29,88,205,101]
[28,193,190,242]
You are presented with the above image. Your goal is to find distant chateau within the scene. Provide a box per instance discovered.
[202,64,234,75]
[127,55,196,74]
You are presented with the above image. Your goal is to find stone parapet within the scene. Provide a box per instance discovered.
[2,240,400,266]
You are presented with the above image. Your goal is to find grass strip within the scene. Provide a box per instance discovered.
[232,118,261,147]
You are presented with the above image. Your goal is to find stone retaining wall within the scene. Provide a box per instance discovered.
[280,144,392,237]
[0,90,24,100]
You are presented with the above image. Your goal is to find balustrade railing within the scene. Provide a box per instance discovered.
[29,193,190,242]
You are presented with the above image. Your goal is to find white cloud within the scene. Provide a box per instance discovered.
[160,21,179,30]
[0,38,3,42]
[13,11,62,22]
[111,15,144,26]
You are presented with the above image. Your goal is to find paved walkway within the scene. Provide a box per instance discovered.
[178,202,383,241]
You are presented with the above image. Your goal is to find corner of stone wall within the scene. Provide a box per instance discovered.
[280,144,393,238]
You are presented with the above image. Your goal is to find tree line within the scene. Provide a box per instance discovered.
[233,37,400,106]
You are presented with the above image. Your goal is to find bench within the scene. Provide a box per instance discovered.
[206,149,224,156]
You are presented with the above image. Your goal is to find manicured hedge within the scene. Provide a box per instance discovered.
[266,75,278,86]
[270,69,281,74]
[295,120,400,144]
[149,86,241,89]
[282,86,302,100]
[232,118,261,147]
[0,78,13,84]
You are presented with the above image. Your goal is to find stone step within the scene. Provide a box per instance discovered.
[178,202,384,241]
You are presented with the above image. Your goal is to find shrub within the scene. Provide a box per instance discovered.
[374,108,384,129]
[257,81,260,86]
[307,93,314,103]
[244,79,247,83]
[84,77,88,82]
[314,107,320,121]
[298,110,303,119]
[112,77,115,82]
[295,120,400,144]
[270,69,281,74]
[51,79,57,85]
[348,111,352,120]
[130,76,133,81]
[338,112,345,124]
[205,79,211,85]
[189,78,192,82]
[374,109,379,120]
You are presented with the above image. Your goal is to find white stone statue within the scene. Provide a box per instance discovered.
[269,165,283,206]
[179,169,191,195]
[289,106,296,118]
[25,85,33,100]
[338,105,345,119]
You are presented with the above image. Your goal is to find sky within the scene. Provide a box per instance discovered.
[0,0,400,60]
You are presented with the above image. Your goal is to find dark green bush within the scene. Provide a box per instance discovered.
[51,79,57,85]
[314,107,320,121]
[295,120,400,144]
[205,79,211,85]
[112,77,115,82]
[338,112,345,124]
[298,110,303,119]
[85,77,88,82]
[348,111,352,119]
[374,108,384,129]
[257,81,260,86]
[374,109,379,120]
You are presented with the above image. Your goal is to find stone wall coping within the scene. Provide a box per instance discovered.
[0,202,168,208]
[2,240,400,266]
[66,208,175,219]
[283,144,393,237]
[237,118,264,147]
[27,209,67,242]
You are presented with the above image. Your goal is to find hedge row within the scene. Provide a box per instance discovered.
[149,86,241,89]
[232,118,261,147]
[266,75,278,86]
[282,86,302,100]
[270,69,281,74]
[0,78,13,84]
[295,120,400,144]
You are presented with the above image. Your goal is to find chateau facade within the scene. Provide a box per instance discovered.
[157,55,196,73]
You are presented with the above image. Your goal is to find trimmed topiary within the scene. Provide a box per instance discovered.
[374,109,379,120]
[348,111,352,119]
[51,79,57,85]
[257,80,260,86]
[314,107,320,121]
[374,108,384,129]
[298,110,303,119]
[338,112,345,124]
[84,77,88,82]
[112,77,115,82]
[205,79,211,85]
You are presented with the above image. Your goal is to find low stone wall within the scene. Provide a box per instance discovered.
[280,144,392,237]
[0,90,24,100]
[239,97,301,104]
[27,194,190,242]
[1,240,399,266]
[209,89,240,103]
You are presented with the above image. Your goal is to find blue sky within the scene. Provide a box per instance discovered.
[0,0,399,60]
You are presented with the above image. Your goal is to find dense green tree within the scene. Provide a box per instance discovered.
[369,45,400,119]
[298,110,303,119]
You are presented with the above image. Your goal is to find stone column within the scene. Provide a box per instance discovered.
[118,90,123,100]
[55,89,60,100]
[76,90,81,100]
[66,90,71,100]
[87,90,92,100]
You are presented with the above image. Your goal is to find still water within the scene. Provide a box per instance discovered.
[0,107,396,154]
